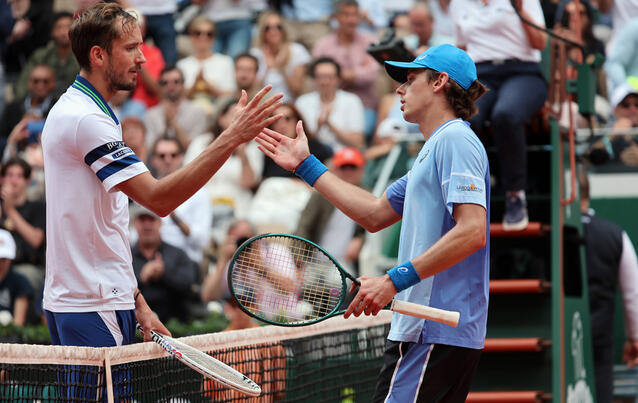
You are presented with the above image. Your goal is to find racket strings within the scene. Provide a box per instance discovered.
[231,236,345,324]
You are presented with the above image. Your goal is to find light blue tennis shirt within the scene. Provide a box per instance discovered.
[385,118,490,349]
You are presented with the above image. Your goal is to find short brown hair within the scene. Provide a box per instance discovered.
[70,2,137,71]
[425,69,488,121]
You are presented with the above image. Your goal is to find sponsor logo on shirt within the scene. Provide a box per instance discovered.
[457,183,483,193]
[111,148,133,160]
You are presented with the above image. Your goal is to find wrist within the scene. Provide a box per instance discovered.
[387,261,420,292]
[294,154,328,186]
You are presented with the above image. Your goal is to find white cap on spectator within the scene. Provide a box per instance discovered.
[611,80,638,109]
[0,229,16,259]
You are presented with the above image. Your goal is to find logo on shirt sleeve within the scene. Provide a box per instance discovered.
[456,183,483,193]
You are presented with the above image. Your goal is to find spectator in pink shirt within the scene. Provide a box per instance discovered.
[312,0,379,141]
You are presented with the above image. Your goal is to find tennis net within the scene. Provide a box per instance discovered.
[0,312,391,402]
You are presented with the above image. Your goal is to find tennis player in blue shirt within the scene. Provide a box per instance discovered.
[257,44,490,402]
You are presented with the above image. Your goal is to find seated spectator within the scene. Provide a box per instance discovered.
[1,65,57,153]
[296,148,367,274]
[312,0,380,140]
[144,66,208,149]
[122,117,148,164]
[403,2,453,52]
[201,219,256,303]
[184,99,263,238]
[357,0,389,33]
[278,0,333,51]
[451,0,548,230]
[14,12,79,100]
[250,10,311,102]
[146,138,212,265]
[262,103,332,179]
[194,0,256,59]
[248,175,312,233]
[604,17,638,96]
[109,90,147,122]
[296,58,365,151]
[177,16,236,116]
[232,52,260,100]
[131,203,199,323]
[0,229,32,326]
[126,8,165,109]
[221,297,260,331]
[0,158,45,316]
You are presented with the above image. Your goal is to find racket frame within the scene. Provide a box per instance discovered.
[228,233,358,327]
[137,324,262,396]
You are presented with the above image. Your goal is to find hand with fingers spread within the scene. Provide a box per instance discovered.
[220,85,284,146]
[256,120,311,171]
[344,275,397,319]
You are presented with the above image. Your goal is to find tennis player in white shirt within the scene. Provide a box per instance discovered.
[41,2,282,349]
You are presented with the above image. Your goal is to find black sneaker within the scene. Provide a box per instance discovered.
[502,194,529,231]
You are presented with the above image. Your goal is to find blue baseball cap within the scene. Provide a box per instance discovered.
[384,44,477,90]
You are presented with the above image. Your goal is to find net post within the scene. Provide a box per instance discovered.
[104,349,115,403]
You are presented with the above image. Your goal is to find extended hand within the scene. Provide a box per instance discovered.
[222,86,283,145]
[256,120,311,171]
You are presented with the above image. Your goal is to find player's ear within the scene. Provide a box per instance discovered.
[433,72,449,93]
[89,45,107,68]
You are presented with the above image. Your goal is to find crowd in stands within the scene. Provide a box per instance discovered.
[0,0,637,329]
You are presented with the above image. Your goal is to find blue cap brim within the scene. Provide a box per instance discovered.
[384,60,427,83]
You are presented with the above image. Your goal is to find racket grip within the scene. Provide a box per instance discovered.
[390,300,460,327]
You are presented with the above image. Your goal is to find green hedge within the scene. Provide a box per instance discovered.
[0,312,229,345]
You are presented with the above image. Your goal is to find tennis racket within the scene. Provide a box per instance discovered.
[136,324,261,396]
[227,233,460,327]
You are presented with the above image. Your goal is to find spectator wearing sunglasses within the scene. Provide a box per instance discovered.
[144,66,208,150]
[177,16,236,116]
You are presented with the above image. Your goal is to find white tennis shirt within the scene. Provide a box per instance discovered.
[42,76,148,312]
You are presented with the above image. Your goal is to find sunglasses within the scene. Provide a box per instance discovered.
[31,78,52,85]
[159,78,182,86]
[191,30,214,38]
[264,24,283,32]
[156,152,179,159]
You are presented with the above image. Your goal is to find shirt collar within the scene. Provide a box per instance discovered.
[71,75,119,125]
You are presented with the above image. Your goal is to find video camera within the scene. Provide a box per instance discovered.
[366,28,415,67]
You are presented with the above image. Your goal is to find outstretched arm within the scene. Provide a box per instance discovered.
[256,122,400,232]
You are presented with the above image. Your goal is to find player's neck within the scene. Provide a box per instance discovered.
[79,70,115,102]
[419,105,456,141]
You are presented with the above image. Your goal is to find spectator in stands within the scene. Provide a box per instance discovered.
[126,8,164,109]
[232,53,260,101]
[127,0,178,65]
[122,117,148,164]
[144,66,208,149]
[579,169,638,403]
[1,65,57,142]
[450,0,548,230]
[596,0,638,50]
[14,12,79,100]
[262,103,332,179]
[313,0,380,140]
[296,147,367,274]
[279,0,333,51]
[0,1,12,118]
[250,10,311,102]
[109,89,146,122]
[0,229,32,327]
[221,297,259,331]
[604,17,638,96]
[0,158,45,316]
[357,0,389,33]
[184,99,263,230]
[147,137,212,265]
[599,81,638,167]
[193,0,257,59]
[177,16,236,116]
[430,0,455,39]
[3,0,53,78]
[403,2,453,52]
[131,203,199,323]
[201,219,256,303]
[295,58,365,151]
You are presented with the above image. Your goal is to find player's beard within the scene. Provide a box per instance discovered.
[105,61,138,93]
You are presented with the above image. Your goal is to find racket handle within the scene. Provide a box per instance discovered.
[390,300,460,327]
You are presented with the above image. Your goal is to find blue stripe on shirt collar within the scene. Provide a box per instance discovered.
[71,75,119,125]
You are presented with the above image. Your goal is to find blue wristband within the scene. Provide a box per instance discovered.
[387,261,420,292]
[294,154,328,186]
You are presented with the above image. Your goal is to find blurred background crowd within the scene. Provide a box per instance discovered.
[0,0,636,328]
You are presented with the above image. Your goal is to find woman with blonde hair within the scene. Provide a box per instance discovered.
[250,11,310,102]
